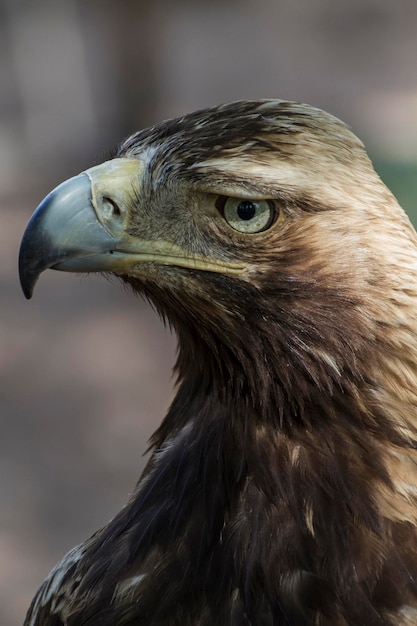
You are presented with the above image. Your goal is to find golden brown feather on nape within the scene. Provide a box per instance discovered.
[19,100,417,625]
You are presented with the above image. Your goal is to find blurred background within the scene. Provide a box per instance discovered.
[1,0,416,623]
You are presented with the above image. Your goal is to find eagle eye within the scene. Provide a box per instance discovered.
[218,197,276,233]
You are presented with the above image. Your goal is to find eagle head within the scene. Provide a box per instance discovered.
[19,101,417,625]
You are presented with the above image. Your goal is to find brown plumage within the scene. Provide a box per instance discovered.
[19,100,417,625]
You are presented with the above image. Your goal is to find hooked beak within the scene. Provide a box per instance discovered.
[19,159,144,298]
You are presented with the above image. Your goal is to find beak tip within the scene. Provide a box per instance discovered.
[21,281,34,300]
[18,251,36,299]
[18,173,93,300]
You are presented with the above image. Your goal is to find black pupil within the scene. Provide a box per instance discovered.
[237,201,256,221]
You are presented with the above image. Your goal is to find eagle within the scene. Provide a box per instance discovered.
[19,100,417,625]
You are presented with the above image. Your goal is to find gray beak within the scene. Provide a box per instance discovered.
[19,158,146,299]
[19,173,118,299]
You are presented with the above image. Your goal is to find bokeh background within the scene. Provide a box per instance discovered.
[1,1,416,623]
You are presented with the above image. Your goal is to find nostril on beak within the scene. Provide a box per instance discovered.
[95,195,126,237]
[103,196,121,218]
[85,157,143,234]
